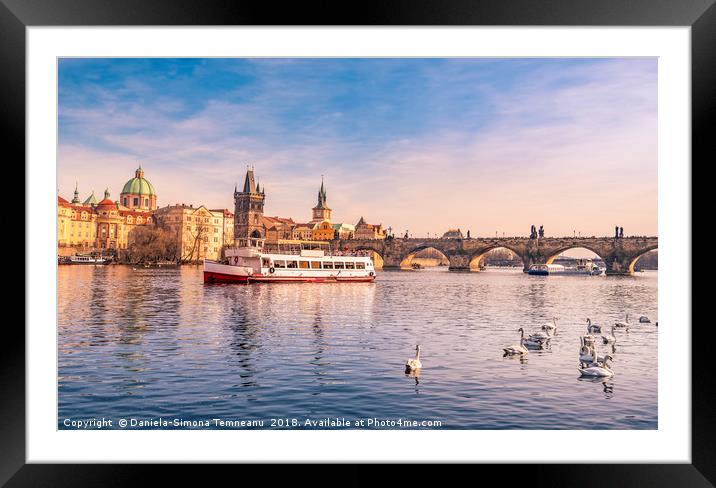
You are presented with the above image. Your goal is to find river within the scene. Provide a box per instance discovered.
[58,265,657,429]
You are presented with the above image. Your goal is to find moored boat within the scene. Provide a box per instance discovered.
[204,238,376,284]
[67,254,112,265]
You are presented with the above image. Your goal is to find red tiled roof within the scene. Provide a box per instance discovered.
[96,198,116,207]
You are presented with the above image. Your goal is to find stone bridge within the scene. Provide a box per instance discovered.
[333,236,658,275]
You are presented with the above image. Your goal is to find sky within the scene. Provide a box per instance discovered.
[58,58,657,238]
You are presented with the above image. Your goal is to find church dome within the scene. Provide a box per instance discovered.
[121,166,156,196]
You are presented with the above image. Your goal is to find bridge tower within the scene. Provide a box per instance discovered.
[234,167,265,241]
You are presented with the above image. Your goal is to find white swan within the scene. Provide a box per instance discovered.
[579,354,614,377]
[587,318,601,333]
[528,326,554,342]
[503,328,529,356]
[602,325,617,344]
[542,317,558,335]
[615,313,630,329]
[579,338,595,363]
[582,334,596,347]
[405,345,422,372]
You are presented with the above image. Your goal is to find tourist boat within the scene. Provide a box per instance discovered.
[67,254,112,265]
[528,260,604,276]
[203,238,376,283]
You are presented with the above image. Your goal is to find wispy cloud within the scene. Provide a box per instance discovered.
[58,58,656,237]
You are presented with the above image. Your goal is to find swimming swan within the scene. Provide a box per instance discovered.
[503,328,529,356]
[587,318,601,333]
[602,325,617,344]
[542,317,558,335]
[579,354,614,377]
[405,345,422,372]
[615,314,630,329]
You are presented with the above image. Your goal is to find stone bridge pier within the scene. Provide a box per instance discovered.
[332,236,657,276]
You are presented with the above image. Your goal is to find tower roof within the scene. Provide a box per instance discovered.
[121,166,156,196]
[242,167,259,194]
[71,182,81,204]
[314,176,330,209]
[83,190,97,206]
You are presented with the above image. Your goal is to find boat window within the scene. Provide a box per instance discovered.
[298,261,310,269]
[322,262,333,269]
[287,260,298,268]
[355,262,365,269]
[274,260,286,268]
[262,258,271,267]
[310,261,321,269]
[334,262,345,269]
[345,262,355,269]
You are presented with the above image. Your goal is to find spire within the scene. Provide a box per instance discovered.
[71,182,80,203]
[242,167,257,194]
[256,180,260,193]
[315,175,329,209]
[104,188,110,200]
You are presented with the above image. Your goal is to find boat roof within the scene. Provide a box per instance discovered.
[277,239,331,245]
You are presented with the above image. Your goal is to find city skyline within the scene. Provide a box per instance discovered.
[58,58,657,237]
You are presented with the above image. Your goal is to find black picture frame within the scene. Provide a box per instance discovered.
[4,0,710,483]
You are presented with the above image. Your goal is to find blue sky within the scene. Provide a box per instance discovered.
[58,58,657,237]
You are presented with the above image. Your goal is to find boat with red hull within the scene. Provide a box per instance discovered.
[203,238,376,284]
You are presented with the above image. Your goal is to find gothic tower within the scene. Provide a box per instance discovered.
[311,177,331,223]
[234,167,266,241]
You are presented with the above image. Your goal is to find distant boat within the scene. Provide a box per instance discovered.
[528,259,604,276]
[67,254,112,265]
[527,264,563,276]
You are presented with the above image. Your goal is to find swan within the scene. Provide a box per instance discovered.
[405,345,422,372]
[579,354,614,377]
[579,338,595,363]
[587,318,601,333]
[639,315,651,323]
[582,334,596,347]
[602,325,617,344]
[503,328,529,356]
[524,336,547,350]
[528,326,554,342]
[542,317,558,335]
[615,313,630,329]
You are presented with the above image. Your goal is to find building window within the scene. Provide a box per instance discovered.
[145,198,149,207]
[133,198,139,206]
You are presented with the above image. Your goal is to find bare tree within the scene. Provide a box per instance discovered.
[181,222,208,264]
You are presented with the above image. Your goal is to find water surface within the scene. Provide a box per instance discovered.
[58,266,658,429]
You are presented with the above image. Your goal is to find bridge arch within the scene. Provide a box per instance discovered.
[627,245,658,273]
[399,245,450,269]
[351,245,386,268]
[545,245,607,265]
[468,244,526,270]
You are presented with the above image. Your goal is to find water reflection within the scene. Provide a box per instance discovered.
[58,266,657,429]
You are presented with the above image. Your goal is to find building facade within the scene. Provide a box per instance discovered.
[355,217,386,240]
[58,168,157,253]
[154,204,234,262]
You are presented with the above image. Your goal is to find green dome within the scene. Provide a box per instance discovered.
[121,166,156,196]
